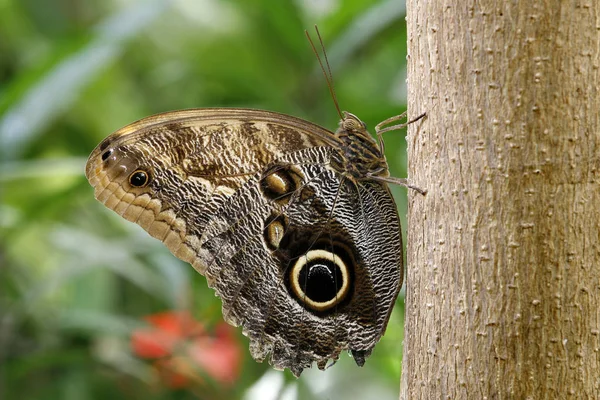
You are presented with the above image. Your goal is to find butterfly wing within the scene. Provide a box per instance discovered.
[85,108,402,376]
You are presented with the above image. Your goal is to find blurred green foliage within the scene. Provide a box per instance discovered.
[0,0,410,399]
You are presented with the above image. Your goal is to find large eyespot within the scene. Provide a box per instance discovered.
[129,170,150,187]
[259,165,303,205]
[289,249,351,312]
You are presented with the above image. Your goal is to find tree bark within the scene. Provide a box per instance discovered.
[402,1,600,398]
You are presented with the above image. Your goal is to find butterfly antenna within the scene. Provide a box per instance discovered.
[305,25,343,120]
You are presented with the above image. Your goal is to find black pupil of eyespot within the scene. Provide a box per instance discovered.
[101,149,112,161]
[130,171,147,187]
[300,261,343,303]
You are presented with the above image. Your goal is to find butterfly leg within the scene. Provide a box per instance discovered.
[368,174,427,196]
[375,111,426,155]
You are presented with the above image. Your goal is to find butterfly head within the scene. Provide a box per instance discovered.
[337,111,381,149]
[339,111,367,132]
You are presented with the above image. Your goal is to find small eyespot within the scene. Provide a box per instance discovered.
[259,165,303,204]
[129,170,150,187]
[264,214,289,250]
[101,149,113,161]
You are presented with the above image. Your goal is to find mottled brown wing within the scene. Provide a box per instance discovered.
[85,108,402,376]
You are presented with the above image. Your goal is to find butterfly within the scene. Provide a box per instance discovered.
[85,27,425,377]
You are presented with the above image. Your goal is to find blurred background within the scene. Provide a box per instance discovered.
[0,0,411,399]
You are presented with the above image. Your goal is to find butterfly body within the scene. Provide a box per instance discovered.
[86,108,403,376]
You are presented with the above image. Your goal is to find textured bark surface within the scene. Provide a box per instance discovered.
[402,1,600,398]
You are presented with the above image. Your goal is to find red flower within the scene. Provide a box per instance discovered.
[131,311,242,388]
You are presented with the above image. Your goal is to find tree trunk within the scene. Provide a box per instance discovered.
[402,1,600,398]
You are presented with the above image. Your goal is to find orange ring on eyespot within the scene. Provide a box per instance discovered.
[129,170,150,188]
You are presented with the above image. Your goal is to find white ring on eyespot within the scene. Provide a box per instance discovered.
[290,249,349,311]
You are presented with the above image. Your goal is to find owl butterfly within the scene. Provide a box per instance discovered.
[85,27,425,377]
